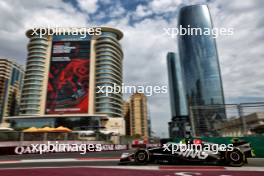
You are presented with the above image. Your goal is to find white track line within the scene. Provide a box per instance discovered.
[225,167,264,171]
[0,165,263,171]
[0,165,158,171]
[0,158,120,164]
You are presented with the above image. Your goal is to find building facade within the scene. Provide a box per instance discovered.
[94,30,123,118]
[123,100,130,135]
[167,52,190,138]
[6,27,125,134]
[0,59,24,123]
[19,30,51,116]
[178,5,226,137]
[125,93,149,138]
[19,27,123,118]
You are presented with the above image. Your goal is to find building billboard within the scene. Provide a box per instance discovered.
[45,35,90,114]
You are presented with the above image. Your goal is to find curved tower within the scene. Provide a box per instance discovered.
[178,5,226,136]
[20,30,51,115]
[94,28,123,118]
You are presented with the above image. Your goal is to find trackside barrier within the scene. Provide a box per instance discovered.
[0,142,128,155]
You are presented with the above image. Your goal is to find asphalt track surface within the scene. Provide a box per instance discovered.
[1,165,264,176]
[1,167,264,176]
[0,151,264,176]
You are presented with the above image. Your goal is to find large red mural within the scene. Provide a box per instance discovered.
[46,40,90,114]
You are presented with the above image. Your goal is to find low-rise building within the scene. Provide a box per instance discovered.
[215,112,264,136]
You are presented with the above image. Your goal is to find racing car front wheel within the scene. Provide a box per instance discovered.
[135,150,150,164]
[225,149,246,167]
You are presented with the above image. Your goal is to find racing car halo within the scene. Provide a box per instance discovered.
[120,139,254,167]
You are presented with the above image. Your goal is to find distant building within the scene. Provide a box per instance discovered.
[0,59,24,124]
[123,93,149,138]
[215,112,264,136]
[167,52,190,138]
[178,5,226,136]
[147,113,152,137]
[123,100,130,135]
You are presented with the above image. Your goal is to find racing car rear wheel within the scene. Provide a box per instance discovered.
[225,149,246,167]
[135,150,150,164]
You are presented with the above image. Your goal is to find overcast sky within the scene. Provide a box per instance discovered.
[0,0,263,137]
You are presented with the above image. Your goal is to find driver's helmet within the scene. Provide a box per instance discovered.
[180,138,192,144]
[179,139,186,144]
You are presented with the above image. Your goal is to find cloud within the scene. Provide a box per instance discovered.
[0,0,263,137]
[107,2,126,18]
[134,5,153,18]
[0,0,89,64]
[208,0,264,102]
[150,0,182,13]
[133,0,183,19]
[76,0,98,14]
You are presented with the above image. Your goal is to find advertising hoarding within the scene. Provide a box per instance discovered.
[45,35,90,114]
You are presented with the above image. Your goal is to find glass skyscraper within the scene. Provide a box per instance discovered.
[178,5,226,136]
[167,52,190,137]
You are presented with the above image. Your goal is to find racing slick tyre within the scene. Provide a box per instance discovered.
[134,150,150,164]
[225,148,246,167]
